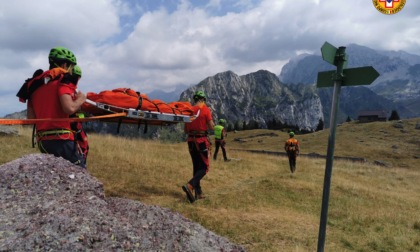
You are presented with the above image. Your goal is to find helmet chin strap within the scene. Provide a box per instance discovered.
[66,64,74,73]
[52,62,73,73]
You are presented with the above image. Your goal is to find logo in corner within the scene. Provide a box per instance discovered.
[373,0,406,15]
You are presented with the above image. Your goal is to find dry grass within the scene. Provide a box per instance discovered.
[228,118,420,170]
[1,119,420,252]
[0,126,37,164]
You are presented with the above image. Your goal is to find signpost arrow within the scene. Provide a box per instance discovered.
[316,42,379,252]
[341,66,380,86]
[321,42,337,65]
[316,70,336,88]
[321,41,348,68]
[316,66,379,87]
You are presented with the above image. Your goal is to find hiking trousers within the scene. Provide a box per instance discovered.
[287,151,297,173]
[187,139,210,195]
[213,140,228,161]
[38,140,86,168]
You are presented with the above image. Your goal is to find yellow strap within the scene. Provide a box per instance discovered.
[37,129,72,137]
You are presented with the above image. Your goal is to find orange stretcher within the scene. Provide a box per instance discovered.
[1,88,196,126]
[80,88,196,126]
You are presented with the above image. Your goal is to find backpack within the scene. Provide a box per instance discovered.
[17,68,69,103]
[288,142,295,151]
[287,139,297,152]
[16,69,44,102]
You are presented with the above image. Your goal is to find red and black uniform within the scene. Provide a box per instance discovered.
[185,103,213,197]
[70,112,89,166]
[17,68,85,168]
[68,79,89,166]
[284,137,299,173]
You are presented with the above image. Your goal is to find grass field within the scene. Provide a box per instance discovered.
[1,118,419,251]
[228,119,420,170]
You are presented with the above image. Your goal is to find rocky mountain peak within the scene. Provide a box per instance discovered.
[279,43,420,119]
[180,70,323,131]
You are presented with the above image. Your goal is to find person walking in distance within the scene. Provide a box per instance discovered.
[213,119,230,162]
[16,47,87,168]
[284,131,300,173]
[182,91,215,203]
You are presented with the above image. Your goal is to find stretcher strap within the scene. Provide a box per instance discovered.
[0,112,127,125]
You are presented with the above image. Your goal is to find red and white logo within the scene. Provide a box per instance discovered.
[373,0,406,15]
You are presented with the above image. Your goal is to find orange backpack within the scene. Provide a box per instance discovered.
[287,139,298,152]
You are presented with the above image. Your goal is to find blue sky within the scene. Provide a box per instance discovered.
[1,0,420,116]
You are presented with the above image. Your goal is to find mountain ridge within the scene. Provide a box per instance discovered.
[4,44,418,133]
[180,70,323,131]
[279,43,420,118]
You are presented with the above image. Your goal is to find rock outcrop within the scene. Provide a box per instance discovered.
[0,154,244,252]
[180,70,323,131]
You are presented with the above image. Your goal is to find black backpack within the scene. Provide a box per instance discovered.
[16,69,44,102]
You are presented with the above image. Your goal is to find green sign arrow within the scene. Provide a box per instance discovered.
[321,42,349,68]
[317,67,380,88]
[341,66,380,86]
[316,70,335,88]
[321,42,337,65]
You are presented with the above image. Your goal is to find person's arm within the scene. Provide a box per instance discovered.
[207,119,215,131]
[27,101,35,119]
[223,128,227,139]
[59,90,86,115]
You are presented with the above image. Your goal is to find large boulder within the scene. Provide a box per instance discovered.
[0,154,244,251]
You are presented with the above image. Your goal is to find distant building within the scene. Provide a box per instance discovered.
[357,110,388,123]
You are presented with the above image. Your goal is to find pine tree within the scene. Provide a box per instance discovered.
[234,121,242,131]
[389,110,400,121]
[227,123,233,132]
[316,118,324,131]
[346,116,351,122]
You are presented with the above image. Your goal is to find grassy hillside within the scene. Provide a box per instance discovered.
[228,118,420,170]
[1,119,419,252]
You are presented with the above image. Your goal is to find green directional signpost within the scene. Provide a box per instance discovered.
[316,42,379,252]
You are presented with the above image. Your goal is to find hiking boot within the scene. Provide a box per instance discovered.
[196,194,206,200]
[182,184,195,203]
[224,159,231,162]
